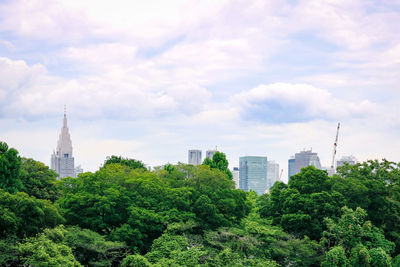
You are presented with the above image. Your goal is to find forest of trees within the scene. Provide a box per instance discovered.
[0,140,399,266]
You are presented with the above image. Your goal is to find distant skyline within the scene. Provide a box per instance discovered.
[1,0,399,183]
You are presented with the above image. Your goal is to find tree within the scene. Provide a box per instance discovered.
[288,166,330,194]
[18,231,82,267]
[202,151,233,179]
[261,167,344,240]
[333,159,400,255]
[0,141,22,193]
[0,189,64,238]
[322,246,347,267]
[369,247,392,267]
[121,254,151,267]
[321,207,395,257]
[104,155,146,170]
[62,226,126,266]
[20,158,60,201]
[0,237,19,266]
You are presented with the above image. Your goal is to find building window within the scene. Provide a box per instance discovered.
[64,153,69,158]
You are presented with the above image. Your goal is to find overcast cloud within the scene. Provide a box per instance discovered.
[0,0,399,181]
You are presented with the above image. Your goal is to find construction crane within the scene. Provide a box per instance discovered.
[330,123,340,172]
[279,169,283,181]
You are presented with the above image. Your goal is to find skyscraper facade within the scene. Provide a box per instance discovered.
[232,167,239,189]
[267,160,279,189]
[293,149,321,175]
[206,150,216,160]
[288,157,295,179]
[51,110,75,178]
[239,156,267,195]
[188,149,202,165]
[336,156,357,169]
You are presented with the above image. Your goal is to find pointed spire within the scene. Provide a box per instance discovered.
[57,105,73,157]
[63,104,67,127]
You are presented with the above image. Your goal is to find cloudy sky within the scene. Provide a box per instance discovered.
[0,0,399,181]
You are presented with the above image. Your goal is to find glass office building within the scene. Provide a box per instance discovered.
[239,156,268,195]
[294,150,321,174]
[288,157,295,180]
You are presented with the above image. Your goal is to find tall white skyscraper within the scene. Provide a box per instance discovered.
[267,160,279,189]
[188,149,202,165]
[206,150,217,160]
[51,108,76,178]
[232,167,239,189]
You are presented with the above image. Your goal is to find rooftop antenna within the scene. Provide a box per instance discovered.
[330,123,341,172]
[64,104,66,116]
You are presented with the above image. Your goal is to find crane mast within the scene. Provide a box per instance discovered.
[330,123,340,172]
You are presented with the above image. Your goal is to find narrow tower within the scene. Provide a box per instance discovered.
[51,106,75,178]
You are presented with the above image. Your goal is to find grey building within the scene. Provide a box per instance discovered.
[267,160,279,189]
[206,150,217,160]
[336,156,357,169]
[51,110,76,178]
[188,149,202,165]
[288,157,295,179]
[293,149,322,175]
[239,156,268,195]
[232,167,239,189]
[75,165,83,177]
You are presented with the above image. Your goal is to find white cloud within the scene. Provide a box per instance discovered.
[0,56,212,120]
[230,83,376,121]
[0,0,228,45]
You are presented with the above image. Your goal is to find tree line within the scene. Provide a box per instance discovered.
[0,140,399,266]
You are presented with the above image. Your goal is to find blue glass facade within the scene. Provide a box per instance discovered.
[288,158,295,180]
[239,156,267,195]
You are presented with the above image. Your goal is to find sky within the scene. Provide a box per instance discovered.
[0,0,399,182]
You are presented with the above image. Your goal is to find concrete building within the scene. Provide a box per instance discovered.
[336,156,357,169]
[267,160,279,189]
[75,165,83,177]
[232,167,239,189]
[206,150,217,160]
[288,157,295,180]
[239,156,268,195]
[51,109,76,178]
[293,149,322,175]
[188,149,202,165]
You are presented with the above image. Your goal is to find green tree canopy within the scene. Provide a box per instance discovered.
[104,155,146,170]
[20,158,60,202]
[202,151,233,179]
[0,141,22,193]
[321,207,395,258]
[0,189,64,238]
[332,159,400,255]
[259,166,344,240]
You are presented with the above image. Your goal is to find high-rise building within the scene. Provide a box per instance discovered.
[267,160,279,189]
[188,149,202,165]
[232,167,239,189]
[336,156,357,169]
[51,109,75,178]
[75,165,83,177]
[288,157,295,179]
[206,150,217,160]
[239,156,267,195]
[293,149,321,175]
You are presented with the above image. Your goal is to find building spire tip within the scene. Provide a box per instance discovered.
[64,104,66,116]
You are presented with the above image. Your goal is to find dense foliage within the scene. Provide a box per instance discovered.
[0,140,399,266]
